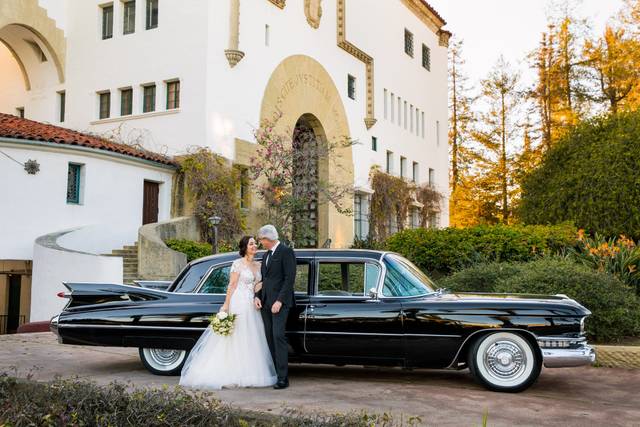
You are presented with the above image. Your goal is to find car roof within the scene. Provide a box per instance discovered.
[190,248,386,266]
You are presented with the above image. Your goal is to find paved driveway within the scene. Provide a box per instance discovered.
[1,333,639,426]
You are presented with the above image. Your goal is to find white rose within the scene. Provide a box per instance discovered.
[217,311,228,320]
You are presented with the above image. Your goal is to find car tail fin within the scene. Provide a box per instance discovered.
[61,282,166,309]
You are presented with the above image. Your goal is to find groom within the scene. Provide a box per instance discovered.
[255,225,296,389]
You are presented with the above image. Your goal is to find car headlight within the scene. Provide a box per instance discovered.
[580,316,586,334]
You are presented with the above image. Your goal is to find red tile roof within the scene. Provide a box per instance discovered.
[0,113,177,166]
[418,0,447,26]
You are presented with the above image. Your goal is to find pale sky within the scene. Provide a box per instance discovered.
[428,0,625,87]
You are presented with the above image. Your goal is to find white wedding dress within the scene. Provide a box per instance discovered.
[179,258,277,389]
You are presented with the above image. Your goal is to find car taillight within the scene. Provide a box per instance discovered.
[57,292,69,298]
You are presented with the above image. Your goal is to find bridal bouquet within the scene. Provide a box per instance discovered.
[210,311,236,336]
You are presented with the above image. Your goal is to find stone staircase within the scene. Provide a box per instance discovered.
[108,242,139,285]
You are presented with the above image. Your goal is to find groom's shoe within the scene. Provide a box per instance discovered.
[273,379,289,390]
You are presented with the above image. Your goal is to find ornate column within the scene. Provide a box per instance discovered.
[224,0,245,68]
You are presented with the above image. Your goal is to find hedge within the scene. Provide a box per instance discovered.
[0,374,400,427]
[385,223,577,278]
[439,258,640,342]
[165,239,237,262]
[519,111,640,239]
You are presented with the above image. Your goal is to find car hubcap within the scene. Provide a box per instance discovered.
[143,348,186,371]
[484,340,526,380]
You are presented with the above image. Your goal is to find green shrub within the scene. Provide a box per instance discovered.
[386,223,577,277]
[438,262,521,293]
[165,239,237,262]
[440,258,640,342]
[519,111,640,239]
[0,374,399,427]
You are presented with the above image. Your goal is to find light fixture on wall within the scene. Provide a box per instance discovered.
[24,159,40,175]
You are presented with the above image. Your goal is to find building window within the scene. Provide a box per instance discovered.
[410,105,414,132]
[146,0,158,30]
[397,97,402,127]
[410,207,420,229]
[347,74,356,100]
[404,101,408,130]
[142,84,156,113]
[371,136,378,152]
[166,80,180,109]
[404,29,414,57]
[386,151,393,174]
[265,24,270,46]
[436,120,441,146]
[102,4,114,39]
[390,93,395,123]
[123,0,136,35]
[99,91,111,119]
[388,215,399,235]
[16,107,24,118]
[422,44,431,71]
[58,91,66,122]
[237,167,250,209]
[429,168,435,187]
[412,162,419,183]
[120,88,133,116]
[354,193,370,240]
[421,112,425,138]
[66,163,82,204]
[428,212,439,229]
[400,156,407,179]
[383,89,388,120]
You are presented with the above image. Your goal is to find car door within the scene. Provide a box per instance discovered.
[286,258,313,355]
[380,254,464,368]
[303,257,404,363]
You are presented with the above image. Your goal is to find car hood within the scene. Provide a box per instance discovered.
[406,291,591,317]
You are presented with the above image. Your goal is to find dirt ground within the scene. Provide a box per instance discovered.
[1,332,639,426]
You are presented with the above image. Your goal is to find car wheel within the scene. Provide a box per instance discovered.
[467,332,541,393]
[139,348,188,376]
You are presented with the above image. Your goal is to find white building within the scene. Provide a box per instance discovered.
[0,0,450,324]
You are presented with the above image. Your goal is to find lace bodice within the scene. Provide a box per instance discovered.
[230,258,261,294]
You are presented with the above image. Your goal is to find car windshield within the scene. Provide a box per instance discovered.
[169,260,213,293]
[382,254,435,297]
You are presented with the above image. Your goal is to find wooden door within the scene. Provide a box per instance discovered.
[142,181,159,225]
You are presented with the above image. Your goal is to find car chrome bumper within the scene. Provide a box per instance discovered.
[50,315,61,341]
[541,342,596,368]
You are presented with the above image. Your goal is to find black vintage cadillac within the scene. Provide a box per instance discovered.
[50,250,595,392]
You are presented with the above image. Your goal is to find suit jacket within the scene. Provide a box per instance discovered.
[257,243,296,308]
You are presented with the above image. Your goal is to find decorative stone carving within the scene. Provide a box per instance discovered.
[225,0,245,68]
[224,49,245,68]
[304,0,322,29]
[268,0,286,9]
[438,29,452,47]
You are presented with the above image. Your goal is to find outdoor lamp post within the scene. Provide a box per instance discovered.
[208,215,221,254]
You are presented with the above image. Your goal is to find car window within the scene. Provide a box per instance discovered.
[382,255,435,297]
[171,261,213,293]
[198,265,231,294]
[317,262,379,297]
[295,262,310,294]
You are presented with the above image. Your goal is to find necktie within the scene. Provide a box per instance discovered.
[265,249,273,266]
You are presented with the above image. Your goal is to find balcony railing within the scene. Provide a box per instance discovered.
[0,315,26,335]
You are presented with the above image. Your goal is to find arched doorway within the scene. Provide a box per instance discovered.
[292,114,327,248]
[0,0,66,118]
[259,55,354,248]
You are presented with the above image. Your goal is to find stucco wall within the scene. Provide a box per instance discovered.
[0,140,175,260]
[31,229,123,322]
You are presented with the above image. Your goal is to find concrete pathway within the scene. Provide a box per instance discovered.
[1,333,639,426]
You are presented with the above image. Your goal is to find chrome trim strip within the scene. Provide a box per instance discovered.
[297,331,461,338]
[445,328,541,369]
[57,323,207,331]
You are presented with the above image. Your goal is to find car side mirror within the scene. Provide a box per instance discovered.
[369,288,378,299]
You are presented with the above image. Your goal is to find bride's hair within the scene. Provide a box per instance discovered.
[238,235,254,257]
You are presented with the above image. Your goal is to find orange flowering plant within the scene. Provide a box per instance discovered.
[570,230,640,294]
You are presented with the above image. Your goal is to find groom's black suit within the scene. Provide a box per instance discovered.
[257,242,296,383]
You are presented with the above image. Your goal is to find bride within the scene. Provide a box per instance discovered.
[179,236,277,389]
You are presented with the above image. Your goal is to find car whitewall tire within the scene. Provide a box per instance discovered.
[139,348,188,376]
[468,332,541,392]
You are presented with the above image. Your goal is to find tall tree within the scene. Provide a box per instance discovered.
[584,26,640,114]
[474,56,522,224]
